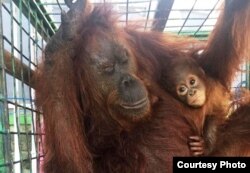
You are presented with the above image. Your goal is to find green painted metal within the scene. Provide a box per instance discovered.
[13,0,56,39]
[0,0,47,172]
[0,0,8,172]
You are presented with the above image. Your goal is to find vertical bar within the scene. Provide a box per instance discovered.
[33,12,39,173]
[18,0,31,172]
[9,2,17,173]
[144,0,152,31]
[29,43,37,173]
[246,62,250,89]
[178,0,197,34]
[10,2,19,172]
[27,2,33,173]
[152,0,174,32]
[194,0,220,36]
[12,1,23,172]
[126,0,129,26]
[0,1,9,173]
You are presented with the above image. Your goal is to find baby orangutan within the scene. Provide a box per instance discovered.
[161,56,231,156]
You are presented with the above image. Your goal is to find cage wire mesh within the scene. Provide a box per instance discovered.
[0,0,49,172]
[0,0,249,173]
[39,0,224,39]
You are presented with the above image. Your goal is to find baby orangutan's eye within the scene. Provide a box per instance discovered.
[177,85,188,96]
[190,78,196,85]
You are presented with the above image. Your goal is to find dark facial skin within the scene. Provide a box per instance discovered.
[86,36,151,122]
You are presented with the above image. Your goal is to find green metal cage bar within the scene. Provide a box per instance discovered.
[0,1,7,172]
[38,0,217,39]
[0,0,49,172]
[12,0,56,39]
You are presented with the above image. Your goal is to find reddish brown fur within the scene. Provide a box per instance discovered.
[35,1,250,173]
[126,0,250,156]
[210,102,250,156]
[198,0,250,88]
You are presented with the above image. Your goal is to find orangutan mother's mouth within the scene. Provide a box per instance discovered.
[120,97,148,110]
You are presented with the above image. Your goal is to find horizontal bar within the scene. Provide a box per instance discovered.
[0,131,45,136]
[39,1,156,6]
[3,36,41,67]
[0,155,45,168]
[3,50,35,88]
[6,100,39,113]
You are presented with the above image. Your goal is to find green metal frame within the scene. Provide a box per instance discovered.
[12,0,56,39]
[0,0,49,172]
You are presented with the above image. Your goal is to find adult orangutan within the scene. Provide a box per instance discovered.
[35,0,250,173]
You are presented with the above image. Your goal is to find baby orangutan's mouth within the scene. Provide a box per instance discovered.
[120,97,148,110]
[191,98,198,104]
[189,97,204,108]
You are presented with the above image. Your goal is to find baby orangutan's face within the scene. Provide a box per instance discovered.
[176,74,206,108]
